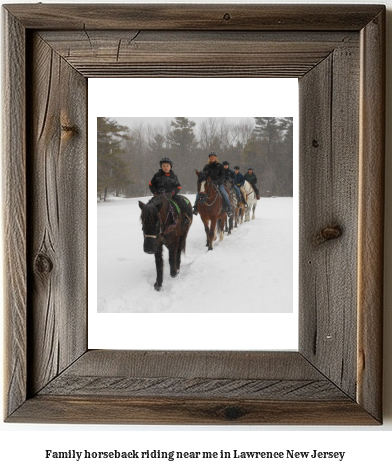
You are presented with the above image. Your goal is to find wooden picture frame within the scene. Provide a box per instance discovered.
[3,4,385,424]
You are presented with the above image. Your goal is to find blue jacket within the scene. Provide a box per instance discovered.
[233,171,245,187]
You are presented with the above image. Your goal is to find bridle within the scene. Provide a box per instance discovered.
[198,179,222,212]
[143,193,176,239]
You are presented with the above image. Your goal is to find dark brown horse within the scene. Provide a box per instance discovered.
[139,193,192,291]
[195,170,228,250]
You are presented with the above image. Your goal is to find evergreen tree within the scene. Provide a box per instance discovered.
[97,117,130,199]
[167,117,198,192]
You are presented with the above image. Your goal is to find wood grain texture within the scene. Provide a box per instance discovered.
[38,30,358,78]
[2,9,27,419]
[27,33,87,395]
[9,396,379,425]
[4,4,384,31]
[59,350,324,379]
[38,351,346,400]
[299,39,360,399]
[2,4,385,425]
[357,9,385,422]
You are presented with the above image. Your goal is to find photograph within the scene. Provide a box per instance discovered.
[97,116,294,314]
[2,1,389,450]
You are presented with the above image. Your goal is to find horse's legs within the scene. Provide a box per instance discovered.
[204,221,210,247]
[154,241,164,291]
[168,244,179,278]
[225,215,232,235]
[221,218,225,240]
[208,218,217,250]
[176,232,186,270]
[216,218,225,242]
[252,204,256,219]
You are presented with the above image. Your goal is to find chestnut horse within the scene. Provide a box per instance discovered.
[195,170,228,250]
[139,193,192,291]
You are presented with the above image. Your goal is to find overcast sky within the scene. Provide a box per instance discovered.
[111,117,256,131]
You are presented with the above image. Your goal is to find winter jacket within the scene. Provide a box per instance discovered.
[223,167,236,185]
[202,161,225,185]
[244,171,258,186]
[233,172,245,187]
[149,169,182,195]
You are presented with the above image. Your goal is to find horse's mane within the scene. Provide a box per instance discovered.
[140,195,163,224]
[197,171,208,184]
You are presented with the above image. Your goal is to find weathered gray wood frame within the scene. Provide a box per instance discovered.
[2,4,385,424]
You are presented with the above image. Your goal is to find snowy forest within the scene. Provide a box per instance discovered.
[97,116,293,200]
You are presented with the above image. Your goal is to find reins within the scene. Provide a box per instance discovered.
[143,193,178,238]
[199,181,222,212]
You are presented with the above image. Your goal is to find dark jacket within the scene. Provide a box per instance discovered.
[244,171,258,186]
[223,167,236,185]
[233,171,245,187]
[149,169,182,195]
[202,161,224,185]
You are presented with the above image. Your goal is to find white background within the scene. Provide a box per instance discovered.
[1,0,391,473]
[89,77,299,351]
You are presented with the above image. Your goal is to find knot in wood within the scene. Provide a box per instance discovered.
[34,253,53,274]
[312,139,319,148]
[315,225,342,244]
[223,405,244,420]
[223,13,231,21]
[61,124,77,134]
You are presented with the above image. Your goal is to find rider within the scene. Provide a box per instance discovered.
[222,160,241,202]
[149,157,191,224]
[233,165,248,206]
[193,152,233,217]
[244,167,261,200]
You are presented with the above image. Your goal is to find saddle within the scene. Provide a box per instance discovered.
[169,195,192,228]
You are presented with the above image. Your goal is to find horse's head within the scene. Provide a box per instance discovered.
[139,199,162,254]
[195,170,210,204]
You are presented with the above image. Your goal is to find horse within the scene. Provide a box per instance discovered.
[243,180,257,221]
[195,170,228,250]
[224,183,244,235]
[139,193,192,291]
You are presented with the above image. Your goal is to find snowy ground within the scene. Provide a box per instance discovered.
[97,195,293,313]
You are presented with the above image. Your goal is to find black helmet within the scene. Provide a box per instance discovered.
[222,160,230,166]
[160,157,173,167]
[208,152,217,157]
[234,165,240,170]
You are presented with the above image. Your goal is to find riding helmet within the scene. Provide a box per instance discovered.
[208,152,218,157]
[222,160,230,166]
[160,157,173,167]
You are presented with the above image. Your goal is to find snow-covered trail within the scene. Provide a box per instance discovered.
[97,195,293,313]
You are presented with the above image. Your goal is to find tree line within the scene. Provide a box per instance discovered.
[97,116,293,200]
